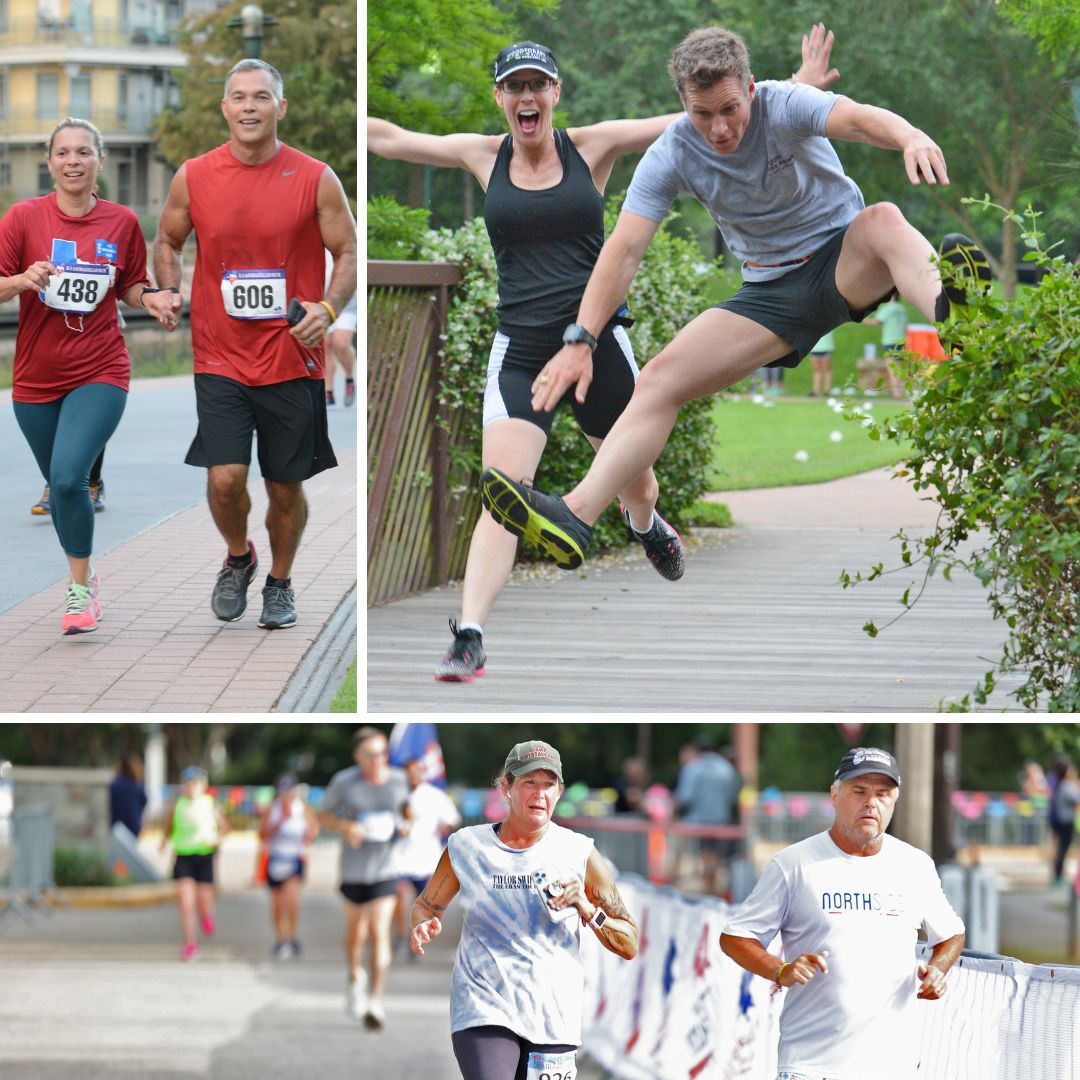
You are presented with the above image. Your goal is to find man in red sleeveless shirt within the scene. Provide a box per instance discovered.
[153,59,357,630]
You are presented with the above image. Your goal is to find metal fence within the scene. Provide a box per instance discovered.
[0,804,56,924]
[367,260,480,605]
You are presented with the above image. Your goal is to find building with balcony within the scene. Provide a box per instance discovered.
[0,0,226,214]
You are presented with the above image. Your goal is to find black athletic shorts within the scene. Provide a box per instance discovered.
[185,374,338,483]
[173,852,215,884]
[483,319,638,438]
[717,225,893,369]
[340,879,397,905]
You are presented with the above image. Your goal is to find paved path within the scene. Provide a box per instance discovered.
[367,467,1020,712]
[0,876,459,1078]
[1,377,357,713]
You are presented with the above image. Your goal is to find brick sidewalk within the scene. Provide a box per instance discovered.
[0,448,356,713]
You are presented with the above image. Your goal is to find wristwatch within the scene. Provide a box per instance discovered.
[562,323,598,351]
[141,286,180,299]
[587,906,607,930]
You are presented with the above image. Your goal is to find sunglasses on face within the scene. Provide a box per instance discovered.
[500,77,555,94]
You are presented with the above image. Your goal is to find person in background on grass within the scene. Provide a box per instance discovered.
[318,726,409,1031]
[161,765,228,962]
[0,118,177,635]
[393,754,462,956]
[865,288,908,398]
[259,773,320,959]
[808,329,834,397]
[108,751,147,837]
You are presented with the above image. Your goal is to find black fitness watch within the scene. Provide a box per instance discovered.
[563,323,598,351]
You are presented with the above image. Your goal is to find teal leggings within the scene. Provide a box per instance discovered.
[13,382,127,559]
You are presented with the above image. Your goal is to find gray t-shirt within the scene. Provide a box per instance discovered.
[622,80,864,281]
[321,764,409,885]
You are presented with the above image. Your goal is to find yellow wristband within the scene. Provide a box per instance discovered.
[775,962,790,986]
[318,299,337,323]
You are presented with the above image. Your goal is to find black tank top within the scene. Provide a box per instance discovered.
[484,129,611,340]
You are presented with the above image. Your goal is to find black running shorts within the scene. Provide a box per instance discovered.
[173,852,215,884]
[483,322,639,438]
[339,880,397,905]
[717,225,893,369]
[451,1025,577,1080]
[186,374,338,483]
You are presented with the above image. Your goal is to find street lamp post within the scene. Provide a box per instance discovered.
[226,3,278,59]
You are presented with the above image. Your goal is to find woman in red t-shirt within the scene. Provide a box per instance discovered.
[0,118,177,634]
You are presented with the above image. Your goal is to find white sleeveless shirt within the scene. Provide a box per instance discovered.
[447,821,594,1044]
[265,798,307,879]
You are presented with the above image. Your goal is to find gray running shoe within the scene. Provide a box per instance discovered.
[259,583,297,629]
[211,542,258,621]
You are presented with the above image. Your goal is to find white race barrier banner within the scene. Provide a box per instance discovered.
[582,875,1080,1080]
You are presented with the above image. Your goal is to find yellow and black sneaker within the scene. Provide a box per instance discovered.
[481,467,593,569]
[31,484,51,516]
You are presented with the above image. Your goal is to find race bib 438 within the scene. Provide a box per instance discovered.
[42,263,113,313]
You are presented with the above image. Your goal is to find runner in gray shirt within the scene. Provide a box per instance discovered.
[481,25,991,575]
[319,725,409,1031]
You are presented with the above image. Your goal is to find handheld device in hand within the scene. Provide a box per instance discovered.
[285,298,305,326]
[532,867,579,924]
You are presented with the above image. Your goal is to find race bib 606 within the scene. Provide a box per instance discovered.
[42,263,113,313]
[221,268,287,319]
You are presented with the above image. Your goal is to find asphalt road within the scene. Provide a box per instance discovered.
[1,375,357,614]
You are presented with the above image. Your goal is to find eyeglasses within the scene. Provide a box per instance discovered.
[500,77,555,94]
[360,749,388,759]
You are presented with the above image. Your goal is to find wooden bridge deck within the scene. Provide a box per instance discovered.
[366,481,1021,714]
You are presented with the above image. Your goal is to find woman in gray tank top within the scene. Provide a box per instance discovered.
[408,739,637,1080]
[367,30,839,686]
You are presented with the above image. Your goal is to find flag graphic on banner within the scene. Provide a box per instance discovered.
[388,723,447,788]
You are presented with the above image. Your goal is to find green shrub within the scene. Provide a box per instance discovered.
[842,201,1079,711]
[54,845,114,887]
[684,500,734,528]
[367,195,431,260]
[416,196,718,553]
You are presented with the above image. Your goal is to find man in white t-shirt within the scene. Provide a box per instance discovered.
[720,747,965,1080]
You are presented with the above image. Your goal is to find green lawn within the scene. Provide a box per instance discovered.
[330,660,357,712]
[706,396,912,490]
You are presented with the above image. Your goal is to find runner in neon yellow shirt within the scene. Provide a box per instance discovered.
[161,766,228,961]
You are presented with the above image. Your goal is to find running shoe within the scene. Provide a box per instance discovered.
[180,942,199,962]
[31,485,50,516]
[211,542,258,621]
[201,915,215,936]
[480,468,593,569]
[343,380,356,407]
[936,233,992,349]
[621,504,686,581]
[326,389,336,407]
[289,939,303,957]
[259,583,297,630]
[347,972,368,1019]
[89,478,105,513]
[434,619,486,682]
[272,941,294,960]
[364,1000,386,1031]
[61,581,103,635]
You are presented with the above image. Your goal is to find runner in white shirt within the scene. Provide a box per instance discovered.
[409,739,639,1080]
[721,747,966,1080]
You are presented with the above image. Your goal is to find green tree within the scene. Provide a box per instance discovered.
[155,0,357,199]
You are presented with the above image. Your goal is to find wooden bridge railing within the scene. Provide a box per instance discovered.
[367,260,481,606]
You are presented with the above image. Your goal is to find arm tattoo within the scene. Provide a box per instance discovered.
[416,890,446,915]
[598,881,633,924]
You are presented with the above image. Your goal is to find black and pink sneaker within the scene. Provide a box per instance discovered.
[434,619,486,682]
[621,504,685,581]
